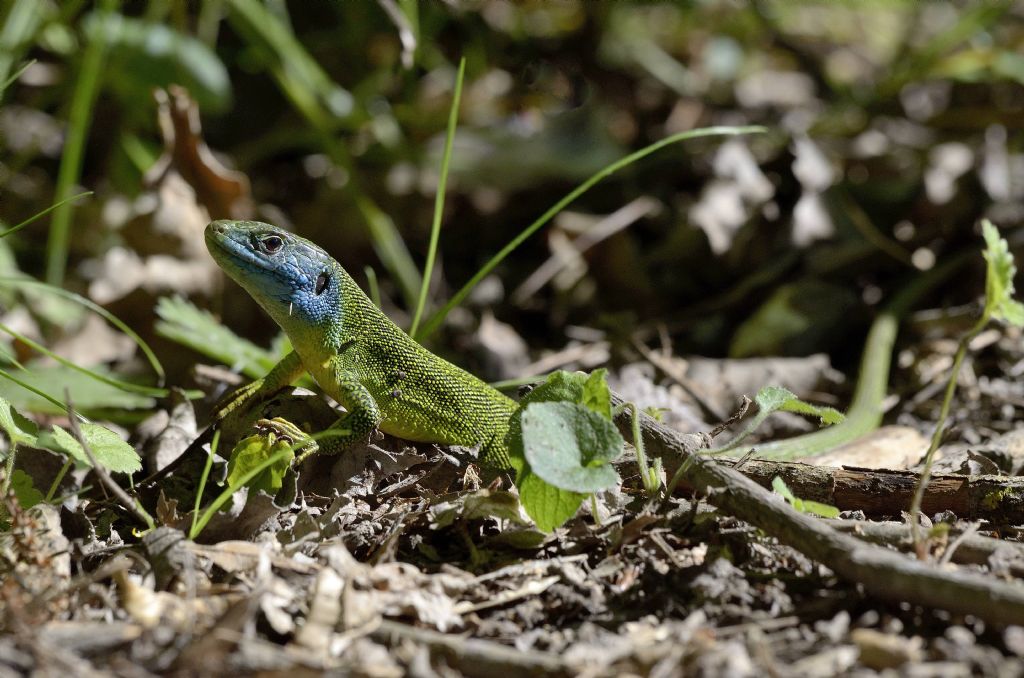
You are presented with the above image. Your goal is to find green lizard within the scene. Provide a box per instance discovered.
[205,219,518,467]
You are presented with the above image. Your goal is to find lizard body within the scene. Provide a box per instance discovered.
[205,219,517,468]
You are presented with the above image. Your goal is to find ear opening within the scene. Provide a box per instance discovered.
[315,271,330,295]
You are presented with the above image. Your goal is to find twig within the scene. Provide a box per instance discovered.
[64,393,155,530]
[910,314,987,555]
[610,393,1024,627]
[833,520,1024,567]
[371,619,569,677]
[940,521,982,566]
[667,456,1024,524]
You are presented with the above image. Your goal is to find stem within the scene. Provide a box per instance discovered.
[189,445,292,540]
[45,0,116,285]
[0,366,71,414]
[617,401,660,495]
[188,428,344,539]
[364,266,381,309]
[45,458,73,503]
[0,320,166,398]
[0,191,91,239]
[1,442,17,496]
[909,313,989,552]
[191,429,220,538]
[748,252,970,461]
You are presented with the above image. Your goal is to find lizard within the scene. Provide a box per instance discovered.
[204,219,518,468]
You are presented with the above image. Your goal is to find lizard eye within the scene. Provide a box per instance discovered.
[315,271,330,295]
[259,235,284,254]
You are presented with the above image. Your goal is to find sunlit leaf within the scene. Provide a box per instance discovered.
[982,220,1024,327]
[226,434,294,495]
[41,424,141,474]
[0,396,37,447]
[521,401,623,493]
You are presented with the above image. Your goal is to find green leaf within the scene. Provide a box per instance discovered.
[982,220,1024,327]
[772,476,839,519]
[226,434,294,495]
[506,370,624,532]
[581,368,612,420]
[756,386,844,426]
[0,396,37,447]
[524,370,590,405]
[9,469,44,509]
[0,364,154,414]
[155,296,287,379]
[516,468,587,533]
[41,424,141,474]
[800,500,841,519]
[82,12,231,112]
[771,476,796,502]
[730,280,857,358]
[521,401,624,493]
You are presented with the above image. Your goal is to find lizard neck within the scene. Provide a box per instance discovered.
[276,264,381,362]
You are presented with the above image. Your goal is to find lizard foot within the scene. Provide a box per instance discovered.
[257,417,319,462]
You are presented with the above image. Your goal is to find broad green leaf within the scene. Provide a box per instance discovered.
[42,424,141,474]
[516,468,587,533]
[226,434,294,495]
[521,401,624,493]
[982,220,1024,327]
[506,370,591,470]
[581,368,612,420]
[9,469,43,508]
[522,370,589,406]
[506,370,624,532]
[0,396,37,447]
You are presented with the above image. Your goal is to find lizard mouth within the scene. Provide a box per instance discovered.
[205,221,272,273]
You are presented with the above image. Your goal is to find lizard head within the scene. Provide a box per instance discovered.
[205,220,341,334]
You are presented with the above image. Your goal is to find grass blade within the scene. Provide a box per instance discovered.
[0,191,92,239]
[0,320,166,398]
[418,125,767,340]
[45,0,117,286]
[0,276,165,383]
[410,57,465,339]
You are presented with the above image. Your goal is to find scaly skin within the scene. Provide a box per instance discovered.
[205,220,517,468]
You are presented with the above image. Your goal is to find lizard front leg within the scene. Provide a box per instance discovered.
[212,351,305,432]
[262,358,382,463]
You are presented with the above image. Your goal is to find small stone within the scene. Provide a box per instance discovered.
[1004,626,1024,657]
[852,628,923,669]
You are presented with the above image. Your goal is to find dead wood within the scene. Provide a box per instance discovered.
[709,459,1024,523]
[832,520,1024,567]
[610,394,1024,627]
